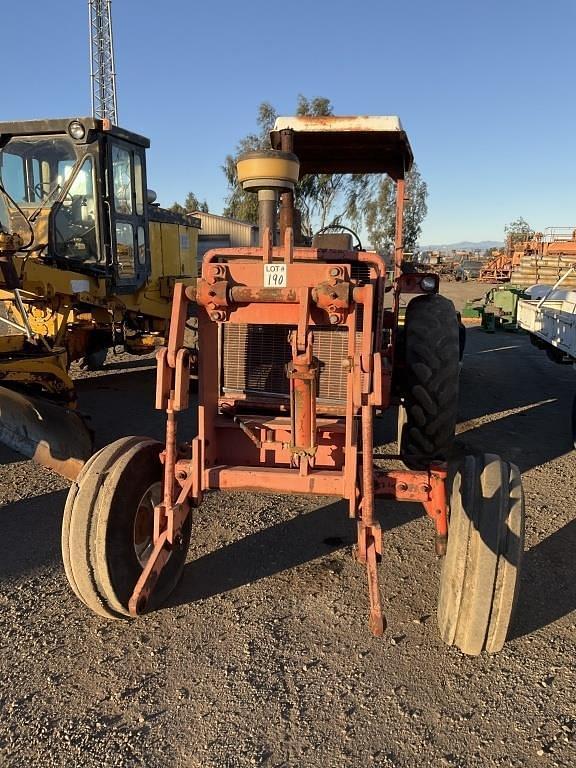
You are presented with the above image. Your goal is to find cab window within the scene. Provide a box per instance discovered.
[137,226,146,264]
[54,156,100,263]
[115,222,136,278]
[112,146,133,214]
[0,136,76,206]
[134,154,144,215]
[0,152,25,201]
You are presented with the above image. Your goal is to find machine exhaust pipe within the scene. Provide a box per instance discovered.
[257,190,277,246]
[0,386,93,480]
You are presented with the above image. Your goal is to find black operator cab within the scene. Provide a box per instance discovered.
[0,117,151,291]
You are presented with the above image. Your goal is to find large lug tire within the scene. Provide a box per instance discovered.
[62,436,191,619]
[438,454,525,656]
[399,294,460,469]
[78,347,108,371]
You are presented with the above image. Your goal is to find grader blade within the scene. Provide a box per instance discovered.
[0,386,93,479]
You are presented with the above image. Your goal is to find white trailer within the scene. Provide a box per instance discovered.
[517,267,576,360]
[517,266,576,443]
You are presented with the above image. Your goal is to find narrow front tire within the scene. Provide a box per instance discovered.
[62,436,191,618]
[437,454,525,655]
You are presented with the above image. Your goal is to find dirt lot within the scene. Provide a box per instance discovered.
[0,281,574,768]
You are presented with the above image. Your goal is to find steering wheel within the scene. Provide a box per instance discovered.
[32,182,74,206]
[313,224,363,251]
[33,182,54,200]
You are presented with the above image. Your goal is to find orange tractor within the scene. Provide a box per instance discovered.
[62,116,524,655]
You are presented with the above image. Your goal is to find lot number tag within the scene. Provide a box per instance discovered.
[264,263,287,287]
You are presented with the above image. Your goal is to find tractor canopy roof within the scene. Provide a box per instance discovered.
[0,118,149,148]
[270,115,413,179]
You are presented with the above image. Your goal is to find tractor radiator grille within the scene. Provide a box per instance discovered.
[222,325,354,404]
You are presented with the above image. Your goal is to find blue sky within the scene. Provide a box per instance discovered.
[2,0,574,244]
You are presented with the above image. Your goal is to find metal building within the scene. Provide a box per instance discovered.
[192,212,258,260]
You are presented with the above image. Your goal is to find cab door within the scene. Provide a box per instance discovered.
[107,140,150,291]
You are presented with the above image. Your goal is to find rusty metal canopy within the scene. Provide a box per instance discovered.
[270,116,413,179]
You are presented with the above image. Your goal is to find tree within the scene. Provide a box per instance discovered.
[402,165,428,253]
[222,102,278,224]
[170,191,209,215]
[292,96,344,233]
[361,164,428,253]
[223,96,342,234]
[222,97,429,251]
[504,217,532,248]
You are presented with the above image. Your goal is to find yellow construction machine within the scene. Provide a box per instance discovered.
[0,117,199,478]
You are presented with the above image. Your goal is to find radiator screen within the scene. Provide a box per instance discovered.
[221,325,352,404]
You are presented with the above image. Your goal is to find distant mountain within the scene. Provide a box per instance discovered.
[419,240,503,252]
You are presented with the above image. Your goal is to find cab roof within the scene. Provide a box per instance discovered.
[0,117,150,148]
[270,115,413,179]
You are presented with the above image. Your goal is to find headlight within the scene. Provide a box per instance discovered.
[420,275,437,292]
[68,120,86,140]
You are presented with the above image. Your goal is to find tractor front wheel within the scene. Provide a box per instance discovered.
[62,436,191,619]
[437,454,525,655]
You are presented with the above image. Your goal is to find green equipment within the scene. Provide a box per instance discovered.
[463,285,528,332]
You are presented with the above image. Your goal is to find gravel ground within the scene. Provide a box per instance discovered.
[0,282,574,767]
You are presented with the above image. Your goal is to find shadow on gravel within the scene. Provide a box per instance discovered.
[510,517,576,639]
[74,369,197,448]
[0,490,67,579]
[458,328,575,425]
[74,368,157,394]
[168,498,423,608]
[453,397,571,474]
[100,358,157,372]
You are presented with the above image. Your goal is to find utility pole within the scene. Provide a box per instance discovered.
[88,0,118,124]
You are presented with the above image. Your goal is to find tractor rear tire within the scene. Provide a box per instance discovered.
[62,436,191,619]
[78,347,108,371]
[88,348,108,369]
[437,454,525,655]
[399,294,460,469]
